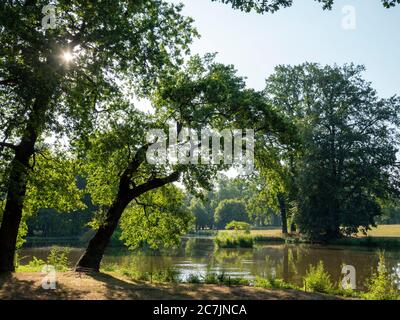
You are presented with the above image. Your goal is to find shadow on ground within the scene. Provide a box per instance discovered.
[0,272,342,300]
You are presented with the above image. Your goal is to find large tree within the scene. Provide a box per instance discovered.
[0,0,197,273]
[214,199,249,228]
[264,63,400,240]
[75,55,292,271]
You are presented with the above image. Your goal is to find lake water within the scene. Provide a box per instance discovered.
[20,237,400,290]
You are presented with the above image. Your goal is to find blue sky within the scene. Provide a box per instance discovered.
[170,0,400,98]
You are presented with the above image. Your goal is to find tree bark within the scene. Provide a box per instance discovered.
[75,171,180,272]
[277,193,288,234]
[75,197,130,272]
[0,99,46,273]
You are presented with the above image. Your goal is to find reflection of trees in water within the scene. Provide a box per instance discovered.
[184,238,214,258]
[212,249,253,268]
[248,245,305,282]
[99,240,400,289]
[243,244,400,289]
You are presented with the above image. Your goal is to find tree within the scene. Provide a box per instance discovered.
[75,55,291,271]
[189,198,214,230]
[264,63,400,239]
[2,149,85,246]
[213,0,399,13]
[225,220,251,233]
[215,199,249,229]
[0,0,196,273]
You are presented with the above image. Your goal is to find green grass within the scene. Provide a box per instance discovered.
[254,277,300,290]
[214,231,254,248]
[358,225,400,238]
[229,225,400,247]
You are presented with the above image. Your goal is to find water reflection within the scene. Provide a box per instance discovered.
[20,237,400,290]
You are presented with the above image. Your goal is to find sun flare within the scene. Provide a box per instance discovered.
[62,51,74,63]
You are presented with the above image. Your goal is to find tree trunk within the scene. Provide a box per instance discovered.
[278,193,288,234]
[75,171,180,272]
[75,198,130,272]
[0,100,44,273]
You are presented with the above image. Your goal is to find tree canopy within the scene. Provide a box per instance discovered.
[264,63,400,239]
[213,0,399,13]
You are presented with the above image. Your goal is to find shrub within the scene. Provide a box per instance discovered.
[254,277,300,290]
[362,253,399,300]
[186,273,202,284]
[47,247,70,271]
[203,270,249,286]
[17,247,70,272]
[214,231,253,248]
[303,261,333,293]
[121,265,179,283]
[225,221,251,233]
[203,271,223,284]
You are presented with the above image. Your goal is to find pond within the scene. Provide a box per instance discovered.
[19,237,400,290]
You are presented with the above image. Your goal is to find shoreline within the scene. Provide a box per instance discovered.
[0,272,344,300]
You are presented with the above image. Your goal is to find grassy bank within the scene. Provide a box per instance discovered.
[219,224,400,248]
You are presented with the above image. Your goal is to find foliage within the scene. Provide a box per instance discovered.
[121,265,179,283]
[17,247,70,272]
[2,151,86,247]
[264,63,400,240]
[214,231,254,248]
[303,261,334,293]
[212,0,398,13]
[376,206,400,225]
[225,221,251,233]
[254,276,300,290]
[362,253,399,300]
[47,247,70,271]
[214,199,249,229]
[120,185,193,250]
[202,269,250,285]
[189,198,214,231]
[0,0,198,270]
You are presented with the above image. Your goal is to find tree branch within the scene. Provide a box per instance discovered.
[0,141,17,151]
[129,171,181,200]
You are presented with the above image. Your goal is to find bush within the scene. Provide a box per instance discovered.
[17,247,70,272]
[187,273,202,284]
[203,270,249,286]
[47,247,70,271]
[254,277,300,290]
[362,253,399,300]
[214,231,254,248]
[225,221,251,233]
[121,265,179,283]
[303,261,333,293]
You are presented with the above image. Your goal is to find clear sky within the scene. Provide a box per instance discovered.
[169,0,400,98]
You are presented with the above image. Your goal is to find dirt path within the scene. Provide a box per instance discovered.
[0,272,342,300]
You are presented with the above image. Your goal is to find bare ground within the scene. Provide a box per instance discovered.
[0,272,342,300]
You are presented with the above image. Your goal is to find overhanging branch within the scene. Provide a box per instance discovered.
[0,141,17,151]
